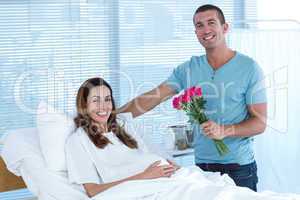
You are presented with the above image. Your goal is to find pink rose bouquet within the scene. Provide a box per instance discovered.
[172,86,229,156]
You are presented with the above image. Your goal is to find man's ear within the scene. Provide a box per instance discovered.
[223,23,229,34]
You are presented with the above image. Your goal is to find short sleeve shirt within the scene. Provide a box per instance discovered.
[164,52,267,165]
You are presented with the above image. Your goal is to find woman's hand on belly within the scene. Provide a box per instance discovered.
[167,159,181,171]
[139,160,177,179]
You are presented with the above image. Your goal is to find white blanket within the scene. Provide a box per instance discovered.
[68,127,300,200]
[77,129,169,183]
[93,166,300,200]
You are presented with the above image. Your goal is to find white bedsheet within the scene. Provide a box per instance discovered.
[3,127,300,200]
[93,166,300,200]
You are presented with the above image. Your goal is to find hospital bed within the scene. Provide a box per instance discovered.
[1,127,300,200]
[1,127,89,200]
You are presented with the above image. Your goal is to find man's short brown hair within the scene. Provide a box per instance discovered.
[193,4,226,25]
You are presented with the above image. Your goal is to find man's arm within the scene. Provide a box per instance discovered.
[202,103,267,139]
[117,83,176,118]
[229,103,267,137]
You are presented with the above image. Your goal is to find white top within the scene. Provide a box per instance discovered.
[65,128,168,185]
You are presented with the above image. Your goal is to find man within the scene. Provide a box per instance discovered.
[117,4,267,191]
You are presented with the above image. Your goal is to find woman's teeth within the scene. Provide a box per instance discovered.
[96,112,107,116]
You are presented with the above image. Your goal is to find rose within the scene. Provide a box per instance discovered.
[195,87,202,96]
[172,96,181,110]
[173,86,202,106]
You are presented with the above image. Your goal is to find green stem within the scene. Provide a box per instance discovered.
[213,139,230,156]
[195,113,229,156]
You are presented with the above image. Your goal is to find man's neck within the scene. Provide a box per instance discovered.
[206,46,235,70]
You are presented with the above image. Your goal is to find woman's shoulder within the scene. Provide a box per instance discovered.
[66,127,86,147]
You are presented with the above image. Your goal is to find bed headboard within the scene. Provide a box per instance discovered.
[0,156,26,192]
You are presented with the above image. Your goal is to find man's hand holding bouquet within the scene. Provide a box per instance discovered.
[172,86,229,156]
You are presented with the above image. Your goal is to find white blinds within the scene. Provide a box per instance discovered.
[0,0,255,146]
[227,21,300,193]
[118,0,255,144]
[0,0,118,141]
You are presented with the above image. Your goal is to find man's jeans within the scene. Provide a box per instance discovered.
[196,161,258,191]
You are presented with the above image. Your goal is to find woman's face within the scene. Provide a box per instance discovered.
[87,85,113,125]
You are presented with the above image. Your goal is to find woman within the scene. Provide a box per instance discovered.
[66,77,298,200]
[66,77,179,198]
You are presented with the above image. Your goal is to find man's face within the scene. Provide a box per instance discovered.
[194,10,228,50]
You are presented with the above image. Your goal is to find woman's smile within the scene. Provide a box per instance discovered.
[87,85,113,124]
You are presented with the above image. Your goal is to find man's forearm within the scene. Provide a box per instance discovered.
[118,92,162,117]
[225,116,267,137]
[203,103,267,140]
[117,84,176,118]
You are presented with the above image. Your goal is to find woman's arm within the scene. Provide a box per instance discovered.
[83,161,176,197]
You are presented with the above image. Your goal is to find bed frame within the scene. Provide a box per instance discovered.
[0,156,26,192]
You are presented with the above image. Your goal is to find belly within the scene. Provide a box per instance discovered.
[105,152,168,182]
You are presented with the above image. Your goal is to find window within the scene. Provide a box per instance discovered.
[118,0,256,145]
[0,1,118,147]
[0,0,254,148]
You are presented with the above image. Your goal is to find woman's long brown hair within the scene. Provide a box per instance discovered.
[74,77,138,149]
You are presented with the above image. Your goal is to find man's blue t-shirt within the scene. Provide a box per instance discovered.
[165,52,267,165]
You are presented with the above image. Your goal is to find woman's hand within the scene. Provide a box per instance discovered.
[140,161,176,179]
[167,159,181,171]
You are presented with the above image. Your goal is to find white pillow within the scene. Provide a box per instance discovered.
[37,101,75,172]
[1,126,87,199]
[36,102,165,172]
[36,103,141,172]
